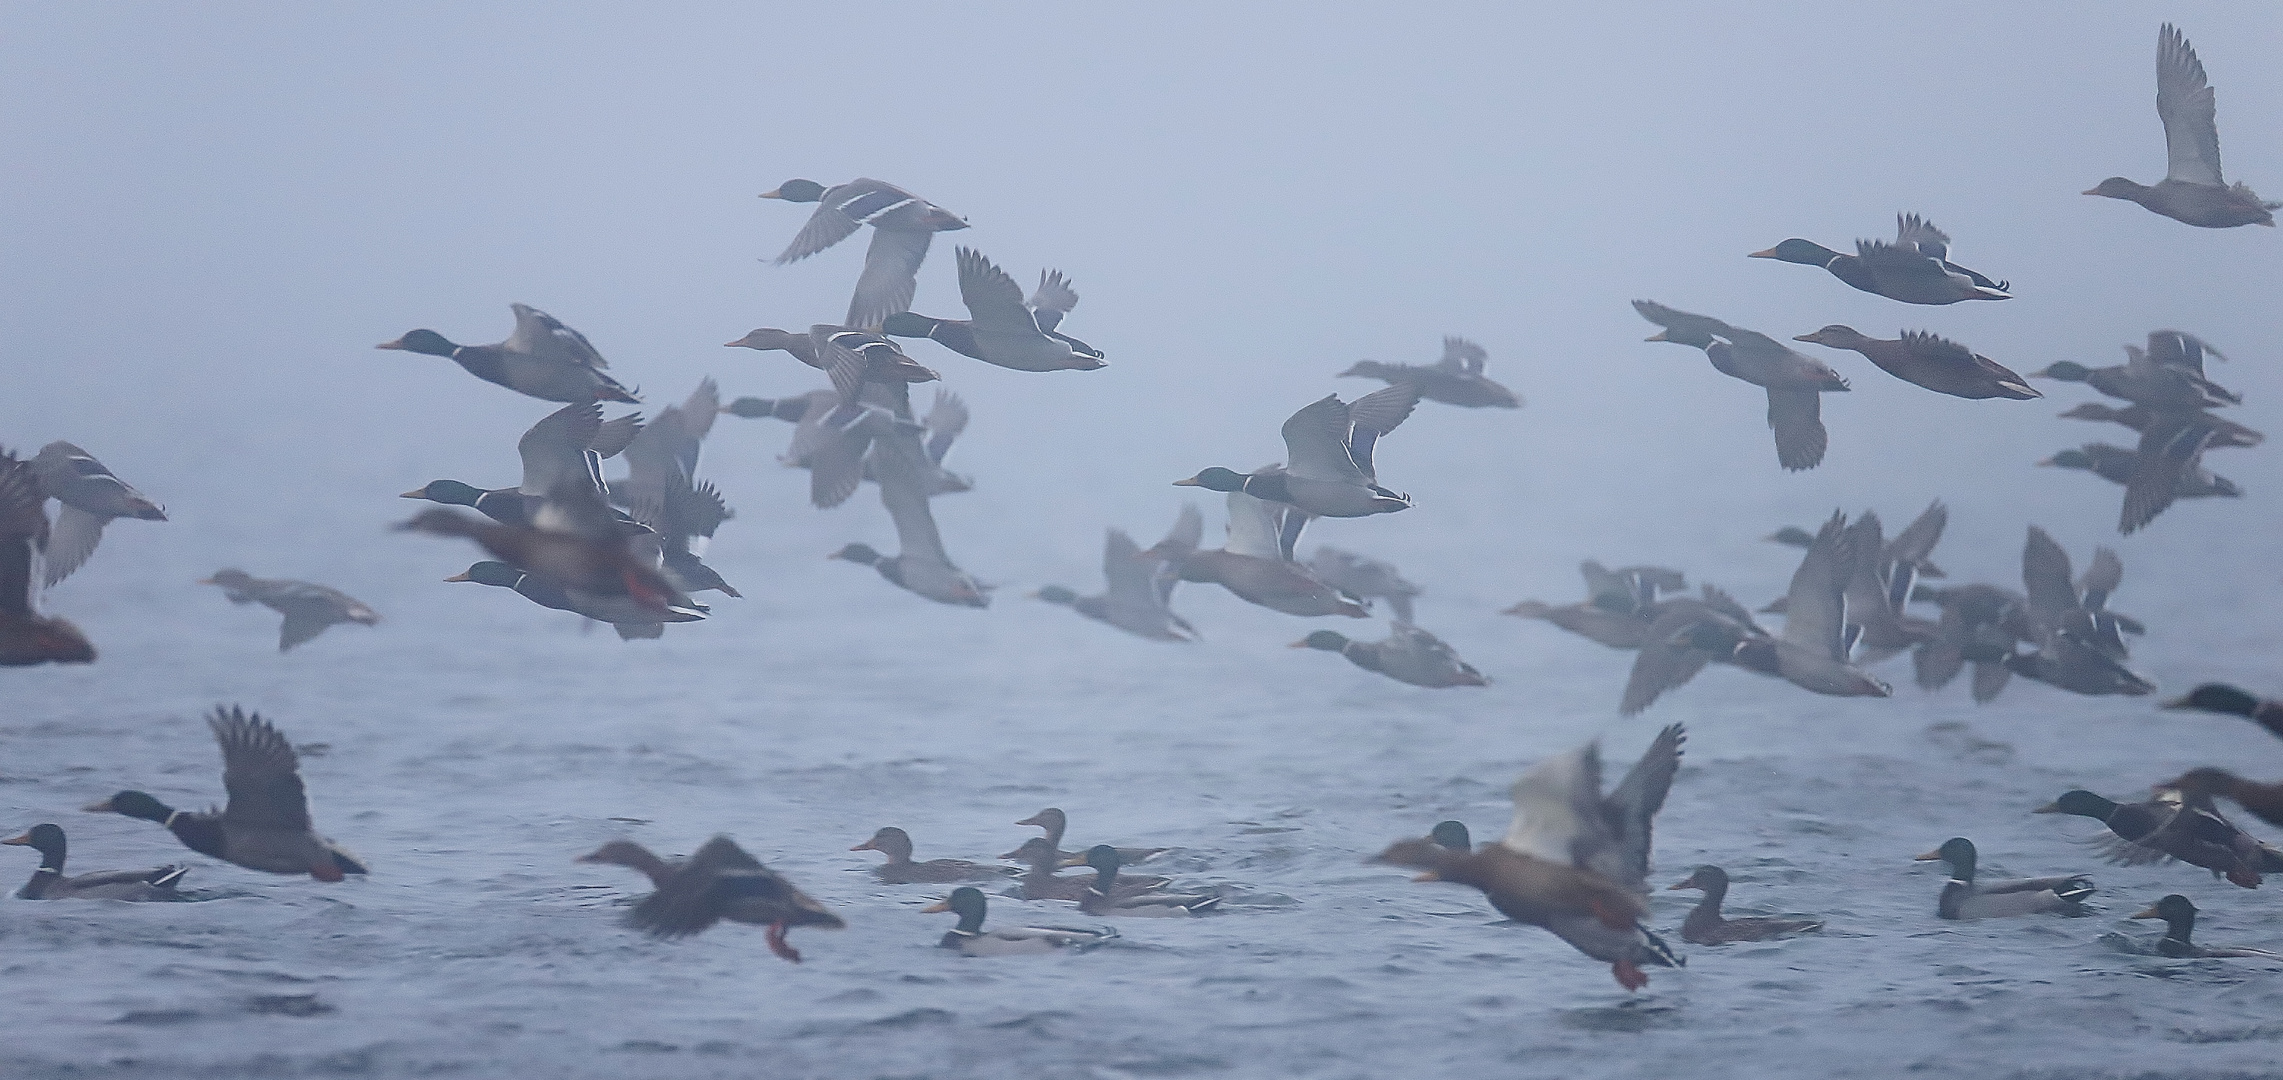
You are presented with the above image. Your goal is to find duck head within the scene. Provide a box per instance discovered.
[1428,820,1472,852]
[2029,361,2092,383]
[1172,467,1247,492]
[2083,177,2150,202]
[1033,585,1081,607]
[400,479,487,506]
[828,542,883,566]
[2163,682,2260,717]
[1,823,65,861]
[2033,789,2118,820]
[1913,836,1977,879]
[851,827,915,861]
[1291,630,1351,652]
[759,179,827,203]
[377,329,459,357]
[2131,893,2196,937]
[724,327,801,351]
[444,562,523,588]
[84,790,175,824]
[2036,449,2094,470]
[921,886,990,935]
[1667,864,1728,892]
[1793,325,1870,349]
[1749,239,1844,266]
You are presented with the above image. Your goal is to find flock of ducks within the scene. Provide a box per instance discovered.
[8,23,2283,990]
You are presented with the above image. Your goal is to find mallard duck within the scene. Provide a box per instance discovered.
[1911,583,2032,702]
[725,327,940,409]
[761,178,968,329]
[735,388,971,503]
[2085,25,2277,228]
[2164,683,2283,741]
[1632,301,1848,471]
[886,268,1092,363]
[5,824,187,900]
[829,422,989,608]
[1339,335,1522,409]
[2038,443,2239,514]
[1750,215,2011,304]
[923,886,1117,955]
[999,838,1169,901]
[1913,837,2093,919]
[1769,500,1950,580]
[1175,384,1420,521]
[1036,513,1197,642]
[2005,527,2154,696]
[28,441,166,585]
[2132,894,2283,958]
[604,835,843,960]
[1668,866,1822,944]
[1306,546,1420,622]
[2037,788,2283,887]
[398,478,704,623]
[2061,401,2262,449]
[1379,726,1686,990]
[379,303,638,404]
[1161,491,1366,618]
[0,450,95,666]
[2163,769,2283,829]
[607,380,738,597]
[1292,625,1488,688]
[400,400,642,528]
[199,570,378,652]
[850,827,1014,884]
[1616,587,1773,714]
[1792,327,2037,400]
[85,705,365,880]
[445,561,697,639]
[1075,845,1220,916]
[1504,561,1692,650]
[1014,808,1169,866]
[1833,512,1938,666]
[1429,820,1471,852]
[882,251,1105,372]
[2031,349,2239,412]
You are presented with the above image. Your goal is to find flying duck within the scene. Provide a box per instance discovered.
[27,441,166,585]
[2036,787,2281,887]
[2164,683,2283,742]
[1792,327,2037,400]
[1159,492,1367,618]
[1035,515,1198,642]
[762,178,968,329]
[1306,546,1421,623]
[1176,384,1420,525]
[199,570,379,652]
[1633,301,1848,471]
[1339,335,1523,408]
[0,450,95,666]
[884,254,1105,371]
[1751,214,2012,303]
[2085,25,2276,228]
[379,303,638,404]
[1291,625,1488,688]
[588,835,842,960]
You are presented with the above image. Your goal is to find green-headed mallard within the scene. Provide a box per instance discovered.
[1076,845,1220,916]
[1175,385,1420,521]
[883,252,1104,372]
[2165,683,2283,741]
[400,400,642,528]
[445,561,698,640]
[27,441,166,585]
[85,705,365,880]
[2132,894,2283,958]
[761,178,968,330]
[2006,528,2154,696]
[1750,214,2011,304]
[2031,332,2240,411]
[589,835,842,961]
[2060,401,2262,449]
[999,837,1170,902]
[398,478,704,623]
[379,303,638,404]
[199,570,378,652]
[2085,25,2277,228]
[922,886,1118,955]
[1913,837,2093,919]
[1793,327,2037,400]
[5,823,187,900]
[1632,301,1848,471]
[1160,491,1366,618]
[2036,787,2281,887]
[850,827,1014,884]
[1667,866,1822,944]
[1340,336,1522,409]
[0,450,95,666]
[1292,625,1488,688]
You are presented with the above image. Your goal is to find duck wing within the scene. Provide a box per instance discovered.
[1501,742,1611,871]
[848,227,933,330]
[2021,526,2085,645]
[1027,270,1079,334]
[518,402,607,496]
[1630,300,1734,342]
[1894,213,1952,260]
[1855,239,1954,291]
[209,705,313,833]
[1281,395,1369,484]
[1780,512,1853,661]
[0,453,52,621]
[1440,335,1488,374]
[41,504,105,587]
[1599,724,1684,891]
[2156,24,2226,187]
[1342,383,1421,482]
[2121,421,2217,535]
[956,246,1042,337]
[2146,330,2226,376]
[922,390,969,464]
[506,304,609,370]
[1222,490,1285,561]
[1763,389,1828,471]
[1620,607,1718,716]
[772,180,875,263]
[1101,528,1164,613]
[873,428,957,570]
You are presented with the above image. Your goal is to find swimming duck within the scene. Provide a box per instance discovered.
[608,835,843,960]
[2132,894,2283,958]
[1175,384,1420,522]
[5,824,187,900]
[0,450,95,666]
[1339,335,1523,409]
[1751,214,2011,304]
[2164,684,2283,741]
[1035,511,1198,642]
[1385,726,1686,990]
[1076,845,1221,916]
[1667,866,1823,944]
[2059,401,2263,449]
[2035,788,2280,887]
[1162,491,1367,618]
[2085,25,2276,228]
[1307,546,1421,622]
[2006,527,2155,696]
[923,886,1118,955]
[399,478,704,622]
[1792,327,2037,400]
[884,252,1105,372]
[850,827,1014,884]
[1014,808,1170,867]
[27,441,166,585]
[1913,837,2093,919]
[999,838,1170,901]
[199,570,379,652]
[446,561,699,639]
[2162,769,2283,830]
[1633,301,1848,471]
[379,303,638,404]
[1291,625,1488,688]
[85,705,365,880]
[1430,820,1472,852]
[829,422,989,608]
[761,178,969,329]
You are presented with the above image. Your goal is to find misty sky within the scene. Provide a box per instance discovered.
[5,3,2281,665]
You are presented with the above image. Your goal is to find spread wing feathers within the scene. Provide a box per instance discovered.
[1897,331,1979,370]
[2121,421,2216,535]
[1439,335,1489,373]
[1895,214,1951,260]
[518,402,606,496]
[1854,239,1954,289]
[1346,382,1421,437]
[1502,743,1606,867]
[628,836,772,938]
[1763,389,1828,471]
[1222,491,1285,561]
[667,477,733,540]
[0,453,51,619]
[811,328,875,409]
[2077,547,2125,608]
[32,442,165,520]
[1599,724,1685,891]
[1028,269,1080,333]
[1699,584,1765,636]
[847,227,932,330]
[675,378,719,449]
[923,390,969,464]
[506,304,609,369]
[1620,617,1715,716]
[278,609,336,652]
[42,504,106,586]
[774,190,866,264]
[780,391,844,469]
[2157,23,2226,187]
[1888,500,1948,570]
[804,409,890,511]
[1101,528,1163,611]
[1155,504,1204,562]
[590,413,644,460]
[209,705,313,832]
[2147,330,2226,374]
[2020,526,2083,644]
[955,246,1038,334]
[1781,511,1854,660]
[1281,395,1371,483]
[873,430,955,568]
[1630,300,1733,342]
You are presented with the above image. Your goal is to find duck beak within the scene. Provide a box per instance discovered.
[1643,331,1671,342]
[1286,640,1310,648]
[0,832,30,846]
[2130,905,2162,920]
[848,840,877,852]
[2032,457,2057,467]
[919,899,951,913]
[2031,802,2061,814]
[1014,814,1044,827]
[1912,849,1942,861]
[1057,854,1087,869]
[376,338,408,350]
[2080,188,2103,197]
[82,798,115,813]
[399,489,429,499]
[442,572,473,583]
[2158,695,2195,710]
[1171,476,1203,487]
[1665,880,1692,890]
[1411,870,1441,882]
[758,188,784,199]
[1747,247,1779,259]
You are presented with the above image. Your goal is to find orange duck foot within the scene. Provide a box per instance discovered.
[1612,959,1647,992]
[766,921,803,963]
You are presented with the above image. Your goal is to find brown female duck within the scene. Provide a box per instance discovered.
[1015,808,1169,866]
[1792,326,2038,401]
[851,827,1016,884]
[585,836,842,961]
[1667,866,1822,944]
[2084,25,2276,229]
